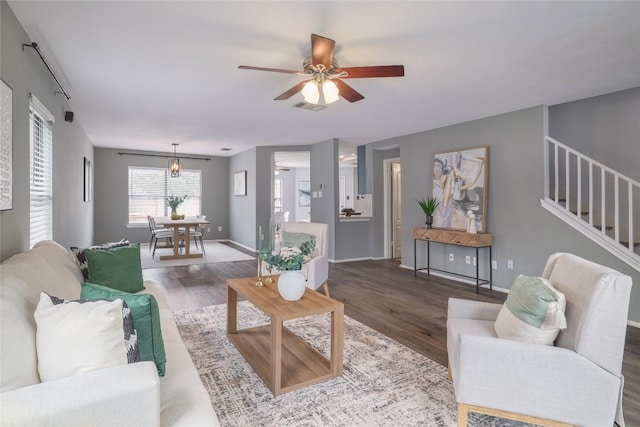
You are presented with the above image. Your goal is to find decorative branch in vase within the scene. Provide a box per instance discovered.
[417,197,440,229]
[260,237,316,301]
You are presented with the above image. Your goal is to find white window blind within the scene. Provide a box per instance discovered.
[29,94,54,248]
[128,166,201,224]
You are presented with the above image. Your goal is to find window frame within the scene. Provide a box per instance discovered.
[127,166,202,226]
[29,94,54,248]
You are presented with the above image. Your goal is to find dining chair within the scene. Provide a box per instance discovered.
[147,215,174,258]
[190,215,207,255]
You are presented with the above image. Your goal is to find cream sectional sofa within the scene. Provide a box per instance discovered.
[0,240,219,426]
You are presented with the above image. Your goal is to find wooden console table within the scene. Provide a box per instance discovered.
[414,227,493,294]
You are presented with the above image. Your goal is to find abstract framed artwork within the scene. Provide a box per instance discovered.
[83,157,92,202]
[432,145,489,232]
[298,181,310,207]
[234,170,247,196]
[1,79,12,211]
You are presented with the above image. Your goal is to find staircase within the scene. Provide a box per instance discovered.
[541,136,640,272]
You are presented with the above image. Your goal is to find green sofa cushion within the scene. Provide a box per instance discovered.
[83,243,144,293]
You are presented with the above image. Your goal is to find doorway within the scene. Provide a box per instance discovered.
[273,151,311,223]
[383,158,402,259]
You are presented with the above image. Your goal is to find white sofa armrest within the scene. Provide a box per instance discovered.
[447,297,502,321]
[1,362,160,427]
[456,334,620,427]
[305,254,328,290]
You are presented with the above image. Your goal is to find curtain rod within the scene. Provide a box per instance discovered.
[117,152,211,161]
[22,42,71,100]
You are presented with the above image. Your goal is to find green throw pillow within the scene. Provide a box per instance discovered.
[505,275,560,328]
[282,231,315,249]
[83,243,144,293]
[80,282,166,376]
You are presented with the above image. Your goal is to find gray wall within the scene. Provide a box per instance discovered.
[310,139,338,260]
[229,147,256,249]
[550,87,640,181]
[1,1,94,260]
[93,148,229,245]
[362,106,639,322]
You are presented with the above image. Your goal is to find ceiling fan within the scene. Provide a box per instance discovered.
[238,34,405,104]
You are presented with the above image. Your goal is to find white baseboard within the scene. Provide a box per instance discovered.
[223,240,257,253]
[401,264,509,293]
[330,257,373,263]
[628,320,640,328]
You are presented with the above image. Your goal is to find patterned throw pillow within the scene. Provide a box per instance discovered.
[81,282,166,376]
[46,293,140,364]
[34,292,140,382]
[70,238,130,280]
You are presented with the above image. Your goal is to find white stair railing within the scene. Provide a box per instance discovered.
[542,136,640,271]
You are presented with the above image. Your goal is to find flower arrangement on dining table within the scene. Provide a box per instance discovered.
[167,195,187,219]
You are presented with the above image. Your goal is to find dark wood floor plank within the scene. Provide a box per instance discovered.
[144,252,640,426]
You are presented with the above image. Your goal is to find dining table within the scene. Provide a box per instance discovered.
[154,217,210,260]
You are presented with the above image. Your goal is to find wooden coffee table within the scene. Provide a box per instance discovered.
[226,276,344,396]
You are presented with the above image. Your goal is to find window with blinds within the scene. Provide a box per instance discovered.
[128,166,202,224]
[29,95,54,248]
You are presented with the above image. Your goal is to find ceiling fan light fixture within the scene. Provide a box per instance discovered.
[322,80,340,104]
[302,80,320,104]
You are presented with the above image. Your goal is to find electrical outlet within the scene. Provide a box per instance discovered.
[318,191,323,198]
[465,256,471,264]
[473,257,477,266]
[492,260,498,270]
[218,226,222,232]
[207,227,211,232]
[449,253,454,262]
[508,259,514,269]
[312,191,318,198]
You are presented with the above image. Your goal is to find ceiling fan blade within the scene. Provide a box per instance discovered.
[334,79,365,103]
[274,80,308,100]
[238,65,305,75]
[334,65,405,79]
[311,34,335,69]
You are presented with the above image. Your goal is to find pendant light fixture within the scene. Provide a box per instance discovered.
[169,143,180,177]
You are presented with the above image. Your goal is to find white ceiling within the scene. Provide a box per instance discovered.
[8,1,640,158]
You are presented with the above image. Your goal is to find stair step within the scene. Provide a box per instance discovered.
[556,200,589,216]
[594,225,614,231]
[570,209,589,216]
[620,241,640,248]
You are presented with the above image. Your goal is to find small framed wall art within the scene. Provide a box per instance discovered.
[83,157,92,202]
[234,170,247,196]
[298,181,310,207]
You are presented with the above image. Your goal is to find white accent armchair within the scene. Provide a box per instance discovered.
[263,222,330,296]
[447,253,632,427]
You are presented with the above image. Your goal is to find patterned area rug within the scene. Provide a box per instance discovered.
[174,302,530,427]
[140,241,254,269]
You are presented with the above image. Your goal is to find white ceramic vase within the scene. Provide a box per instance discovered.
[277,271,306,301]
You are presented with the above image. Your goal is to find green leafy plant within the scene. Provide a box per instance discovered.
[417,197,440,216]
[166,195,187,209]
[260,237,316,271]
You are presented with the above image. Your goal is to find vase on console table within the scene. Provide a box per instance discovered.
[425,215,434,229]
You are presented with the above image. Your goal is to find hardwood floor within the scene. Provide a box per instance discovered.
[143,245,640,426]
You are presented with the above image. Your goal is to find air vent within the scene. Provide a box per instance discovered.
[220,148,232,151]
[293,102,326,111]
